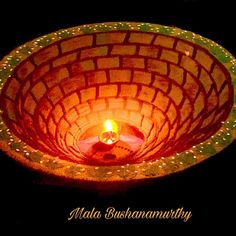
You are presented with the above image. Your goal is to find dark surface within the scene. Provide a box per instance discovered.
[0,0,235,230]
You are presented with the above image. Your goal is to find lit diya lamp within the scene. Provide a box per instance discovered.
[77,119,144,165]
[99,119,119,145]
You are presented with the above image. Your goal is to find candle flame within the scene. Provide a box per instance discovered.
[99,119,119,145]
[104,119,118,133]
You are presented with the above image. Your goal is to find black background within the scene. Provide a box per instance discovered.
[0,0,235,231]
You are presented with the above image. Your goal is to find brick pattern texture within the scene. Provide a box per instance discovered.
[1,31,233,164]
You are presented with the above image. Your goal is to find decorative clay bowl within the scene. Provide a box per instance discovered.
[0,22,235,182]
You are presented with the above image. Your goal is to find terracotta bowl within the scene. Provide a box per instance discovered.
[0,22,235,182]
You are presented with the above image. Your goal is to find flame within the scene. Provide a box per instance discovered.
[104,119,118,133]
[99,119,119,145]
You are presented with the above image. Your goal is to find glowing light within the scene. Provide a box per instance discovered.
[99,119,119,145]
[104,119,118,133]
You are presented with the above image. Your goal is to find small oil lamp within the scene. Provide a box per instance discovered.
[99,119,119,145]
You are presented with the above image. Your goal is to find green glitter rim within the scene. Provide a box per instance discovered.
[0,22,235,182]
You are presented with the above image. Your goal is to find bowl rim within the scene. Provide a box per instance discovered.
[0,22,235,182]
